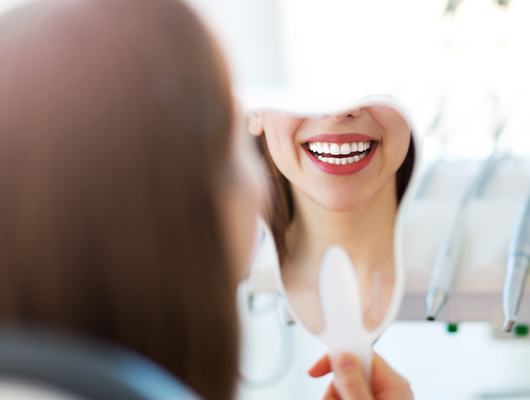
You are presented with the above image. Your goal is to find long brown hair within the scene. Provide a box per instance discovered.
[0,1,238,399]
[257,132,415,262]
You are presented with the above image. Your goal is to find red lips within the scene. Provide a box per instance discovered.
[302,133,378,176]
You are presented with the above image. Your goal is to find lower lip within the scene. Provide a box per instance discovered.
[303,144,378,175]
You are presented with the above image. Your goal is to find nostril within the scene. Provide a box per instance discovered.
[330,108,362,121]
[349,107,362,118]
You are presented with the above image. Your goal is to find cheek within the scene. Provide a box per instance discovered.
[262,117,303,173]
[382,130,411,175]
[263,130,298,179]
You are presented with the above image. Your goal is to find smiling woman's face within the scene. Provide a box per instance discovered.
[254,105,411,211]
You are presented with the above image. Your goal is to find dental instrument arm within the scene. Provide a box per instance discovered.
[426,203,467,320]
[503,194,530,332]
[425,138,506,320]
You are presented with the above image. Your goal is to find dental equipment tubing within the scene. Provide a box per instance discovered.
[426,122,507,321]
[503,193,530,332]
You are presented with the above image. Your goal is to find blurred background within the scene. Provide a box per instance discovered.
[186,1,530,399]
[2,0,530,398]
[189,0,530,149]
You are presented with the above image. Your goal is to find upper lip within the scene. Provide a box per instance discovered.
[302,133,377,144]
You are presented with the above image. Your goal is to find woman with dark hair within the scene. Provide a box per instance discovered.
[0,0,412,399]
[0,1,260,399]
[249,105,415,332]
[248,105,415,398]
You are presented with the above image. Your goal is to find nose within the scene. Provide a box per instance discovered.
[328,107,362,121]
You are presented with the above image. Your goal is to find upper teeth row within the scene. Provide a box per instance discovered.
[308,141,371,155]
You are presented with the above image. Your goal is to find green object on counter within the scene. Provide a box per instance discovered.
[514,324,529,337]
[447,323,459,333]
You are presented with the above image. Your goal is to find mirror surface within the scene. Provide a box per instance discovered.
[248,101,416,335]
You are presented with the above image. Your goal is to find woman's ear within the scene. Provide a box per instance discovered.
[248,112,264,136]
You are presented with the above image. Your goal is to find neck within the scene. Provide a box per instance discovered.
[285,178,398,279]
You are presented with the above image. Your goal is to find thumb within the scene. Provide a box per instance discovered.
[371,354,413,399]
[331,353,374,400]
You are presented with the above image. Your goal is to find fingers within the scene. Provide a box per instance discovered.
[323,383,339,400]
[330,353,374,400]
[371,353,414,400]
[372,353,406,385]
[311,352,414,400]
[308,354,331,378]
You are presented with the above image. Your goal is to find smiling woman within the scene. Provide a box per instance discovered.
[249,101,415,334]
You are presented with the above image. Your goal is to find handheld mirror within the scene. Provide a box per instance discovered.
[248,96,418,375]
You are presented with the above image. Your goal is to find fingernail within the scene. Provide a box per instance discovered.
[337,354,355,373]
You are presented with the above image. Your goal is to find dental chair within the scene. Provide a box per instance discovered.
[0,327,199,400]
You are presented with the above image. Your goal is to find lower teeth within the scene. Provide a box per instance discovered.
[315,151,368,165]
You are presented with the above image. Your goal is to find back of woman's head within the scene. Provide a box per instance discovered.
[0,1,237,399]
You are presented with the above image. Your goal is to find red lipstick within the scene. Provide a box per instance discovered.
[302,133,378,176]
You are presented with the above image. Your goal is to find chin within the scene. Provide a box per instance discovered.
[313,192,371,213]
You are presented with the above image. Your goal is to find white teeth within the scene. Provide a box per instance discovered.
[308,140,372,167]
[340,143,350,155]
[307,141,371,156]
[358,142,371,152]
[329,143,340,155]
[316,154,366,165]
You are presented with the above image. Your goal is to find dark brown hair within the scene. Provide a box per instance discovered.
[0,1,238,399]
[257,133,415,262]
